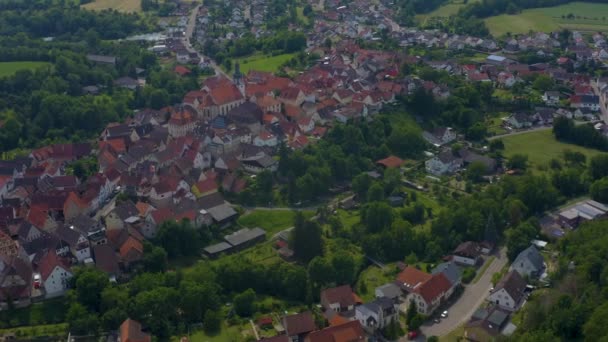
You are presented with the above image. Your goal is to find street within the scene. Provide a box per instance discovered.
[183,4,231,80]
[418,248,508,339]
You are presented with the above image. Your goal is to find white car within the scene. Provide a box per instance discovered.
[441,310,448,318]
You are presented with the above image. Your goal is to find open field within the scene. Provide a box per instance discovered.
[0,324,67,339]
[235,53,296,74]
[82,0,141,12]
[237,209,314,235]
[485,2,608,36]
[416,0,481,23]
[501,129,607,168]
[0,62,50,78]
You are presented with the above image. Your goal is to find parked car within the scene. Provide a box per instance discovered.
[441,310,448,318]
[407,330,419,340]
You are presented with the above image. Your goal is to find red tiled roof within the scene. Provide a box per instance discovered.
[307,320,366,342]
[38,250,70,281]
[120,319,151,342]
[284,312,317,336]
[396,266,432,290]
[194,177,218,195]
[174,65,191,76]
[119,236,143,260]
[151,207,173,224]
[415,273,452,303]
[100,138,127,154]
[376,156,404,168]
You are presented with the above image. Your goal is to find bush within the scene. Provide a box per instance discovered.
[462,267,476,284]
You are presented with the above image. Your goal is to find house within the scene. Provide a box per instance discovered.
[464,305,511,342]
[241,154,278,173]
[396,266,456,315]
[452,241,482,266]
[168,106,197,137]
[55,225,91,263]
[86,54,117,66]
[305,320,366,342]
[510,245,545,279]
[487,270,526,312]
[93,244,120,280]
[0,254,32,309]
[570,95,600,112]
[283,311,317,342]
[375,283,402,301]
[422,127,456,147]
[505,112,533,129]
[431,261,462,288]
[425,151,463,176]
[120,318,151,342]
[38,250,73,298]
[320,285,362,313]
[542,91,561,106]
[355,297,399,333]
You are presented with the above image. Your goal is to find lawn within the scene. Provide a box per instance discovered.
[296,7,310,25]
[440,324,465,341]
[235,53,296,74]
[0,62,50,78]
[501,129,607,169]
[237,209,314,235]
[356,265,398,302]
[82,0,141,12]
[186,323,253,342]
[416,0,481,23]
[485,2,608,36]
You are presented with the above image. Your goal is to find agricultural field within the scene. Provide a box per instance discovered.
[0,62,50,78]
[501,129,607,168]
[235,53,296,74]
[416,0,481,24]
[82,0,141,12]
[485,2,608,36]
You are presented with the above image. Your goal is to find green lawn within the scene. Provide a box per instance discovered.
[186,323,253,342]
[0,61,50,78]
[485,2,608,36]
[356,265,398,302]
[501,129,607,169]
[440,324,465,342]
[416,0,481,23]
[237,209,314,235]
[296,6,310,25]
[82,0,141,12]
[235,53,296,74]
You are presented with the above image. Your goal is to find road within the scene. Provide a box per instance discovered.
[592,81,608,125]
[418,248,508,339]
[183,4,231,80]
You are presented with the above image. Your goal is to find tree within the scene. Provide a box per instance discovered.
[352,172,372,199]
[331,252,357,285]
[467,161,488,182]
[66,303,99,335]
[367,182,385,202]
[489,139,504,151]
[409,314,424,331]
[508,154,528,170]
[532,74,554,92]
[361,202,393,233]
[590,155,608,180]
[291,213,323,263]
[234,288,256,317]
[506,220,539,261]
[204,310,222,334]
[73,268,110,312]
[563,150,586,167]
[308,256,333,287]
[590,177,608,203]
[142,244,168,273]
[406,300,417,326]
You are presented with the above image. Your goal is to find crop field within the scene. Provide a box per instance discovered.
[485,2,608,36]
[82,0,141,12]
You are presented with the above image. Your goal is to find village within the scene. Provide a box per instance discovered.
[2,0,608,342]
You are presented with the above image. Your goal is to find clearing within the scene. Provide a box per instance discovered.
[237,209,314,235]
[501,129,607,168]
[82,0,141,12]
[0,62,50,78]
[235,53,296,74]
[485,2,608,36]
[416,0,481,24]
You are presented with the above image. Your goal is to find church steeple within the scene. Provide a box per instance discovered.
[233,62,245,96]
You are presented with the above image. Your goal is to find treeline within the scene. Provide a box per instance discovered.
[460,0,608,19]
[394,0,449,25]
[0,6,148,39]
[553,117,608,152]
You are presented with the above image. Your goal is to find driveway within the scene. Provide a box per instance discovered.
[419,248,508,339]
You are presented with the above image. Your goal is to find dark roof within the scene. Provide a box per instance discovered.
[493,270,526,304]
[93,244,120,276]
[203,242,232,255]
[196,192,226,210]
[283,311,317,336]
[227,102,264,125]
[514,245,544,272]
[242,154,277,169]
[112,201,139,220]
[375,283,402,299]
[86,54,117,64]
[224,227,266,247]
[55,225,82,246]
[432,261,461,286]
[453,241,481,258]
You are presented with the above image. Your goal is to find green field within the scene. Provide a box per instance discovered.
[235,53,296,74]
[237,209,314,235]
[501,129,607,168]
[82,0,141,12]
[416,0,481,23]
[0,62,50,78]
[485,2,608,36]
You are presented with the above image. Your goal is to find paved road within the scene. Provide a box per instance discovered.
[183,4,231,80]
[418,248,508,339]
